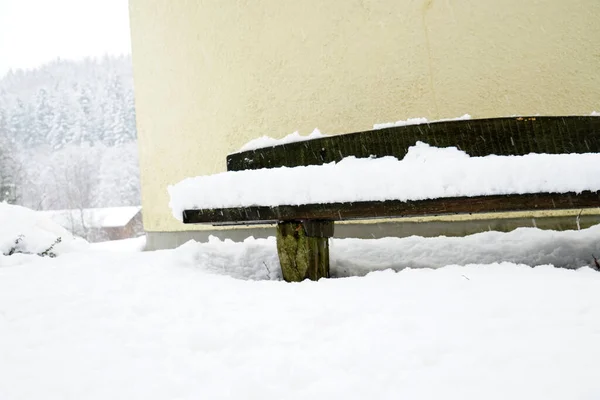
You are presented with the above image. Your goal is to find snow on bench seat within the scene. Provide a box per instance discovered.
[169,142,600,221]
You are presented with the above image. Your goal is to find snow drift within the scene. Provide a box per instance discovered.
[0,202,88,262]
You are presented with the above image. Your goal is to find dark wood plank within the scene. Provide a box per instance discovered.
[183,191,600,225]
[226,116,600,171]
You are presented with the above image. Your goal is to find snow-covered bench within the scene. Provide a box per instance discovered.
[175,116,600,282]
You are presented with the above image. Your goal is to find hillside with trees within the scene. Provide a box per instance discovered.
[0,56,140,211]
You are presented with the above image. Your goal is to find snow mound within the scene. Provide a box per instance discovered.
[0,203,89,260]
[175,236,280,280]
[172,225,600,280]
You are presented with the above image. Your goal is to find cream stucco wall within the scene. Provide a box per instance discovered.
[128,0,600,233]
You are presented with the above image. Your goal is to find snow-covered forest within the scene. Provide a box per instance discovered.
[0,56,140,210]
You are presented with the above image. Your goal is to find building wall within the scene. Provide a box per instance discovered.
[128,0,600,235]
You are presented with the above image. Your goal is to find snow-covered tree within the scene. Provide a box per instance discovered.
[0,130,23,204]
[0,56,137,149]
[0,56,142,212]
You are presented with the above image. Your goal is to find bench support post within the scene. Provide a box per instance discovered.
[276,220,334,282]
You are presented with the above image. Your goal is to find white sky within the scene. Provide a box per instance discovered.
[0,0,131,77]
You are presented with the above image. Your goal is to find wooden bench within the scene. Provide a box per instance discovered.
[182,116,600,282]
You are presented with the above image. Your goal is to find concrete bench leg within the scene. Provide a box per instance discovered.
[276,220,334,282]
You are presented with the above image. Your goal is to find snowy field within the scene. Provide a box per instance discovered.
[2,203,600,398]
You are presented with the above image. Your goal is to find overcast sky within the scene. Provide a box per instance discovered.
[0,0,131,77]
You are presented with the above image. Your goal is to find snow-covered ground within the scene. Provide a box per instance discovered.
[2,250,600,399]
[2,203,600,398]
[89,235,147,252]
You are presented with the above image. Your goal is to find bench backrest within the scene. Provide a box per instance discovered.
[227,116,600,171]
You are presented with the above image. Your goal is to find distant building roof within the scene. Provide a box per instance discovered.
[38,206,142,230]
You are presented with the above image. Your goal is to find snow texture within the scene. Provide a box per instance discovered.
[169,142,600,220]
[2,206,600,398]
[373,113,472,129]
[592,111,600,116]
[1,245,600,399]
[234,128,327,153]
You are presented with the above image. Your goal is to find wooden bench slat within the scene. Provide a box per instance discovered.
[183,191,600,225]
[227,116,600,171]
